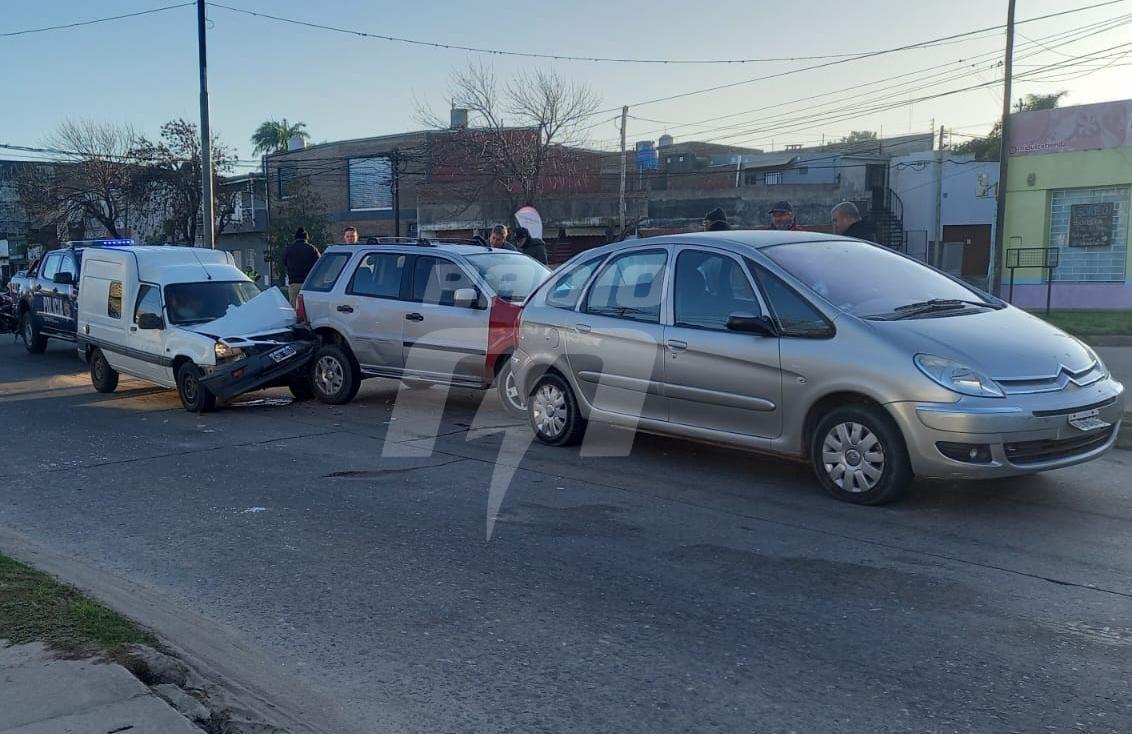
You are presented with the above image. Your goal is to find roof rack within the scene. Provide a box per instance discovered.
[355,237,493,249]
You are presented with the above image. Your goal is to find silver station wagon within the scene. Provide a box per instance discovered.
[511,231,1125,504]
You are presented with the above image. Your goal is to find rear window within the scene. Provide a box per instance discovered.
[303,252,351,292]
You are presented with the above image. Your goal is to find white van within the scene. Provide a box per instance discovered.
[76,246,317,411]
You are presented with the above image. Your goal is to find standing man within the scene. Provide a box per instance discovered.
[769,201,802,231]
[342,226,359,244]
[488,224,517,251]
[703,208,729,231]
[830,202,875,242]
[513,227,548,265]
[283,227,320,305]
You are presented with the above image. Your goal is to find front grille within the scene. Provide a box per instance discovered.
[1032,397,1117,417]
[1004,427,1115,465]
[995,361,1105,395]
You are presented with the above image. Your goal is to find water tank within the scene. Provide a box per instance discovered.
[450,108,469,129]
[658,134,674,148]
[287,134,306,151]
[635,140,658,171]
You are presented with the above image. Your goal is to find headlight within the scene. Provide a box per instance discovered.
[915,354,1004,398]
[214,342,244,361]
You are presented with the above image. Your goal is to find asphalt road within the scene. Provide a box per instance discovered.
[1,340,1130,734]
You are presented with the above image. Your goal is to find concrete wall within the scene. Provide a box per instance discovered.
[890,152,998,242]
[1003,147,1132,308]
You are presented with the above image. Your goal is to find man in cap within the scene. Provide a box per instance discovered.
[769,201,802,231]
[703,207,730,231]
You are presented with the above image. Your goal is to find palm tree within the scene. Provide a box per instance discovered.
[251,119,310,157]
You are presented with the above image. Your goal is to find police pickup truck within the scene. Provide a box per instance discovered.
[8,239,133,353]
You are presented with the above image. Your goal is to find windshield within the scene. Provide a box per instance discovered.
[164,281,261,325]
[761,239,991,318]
[464,253,549,302]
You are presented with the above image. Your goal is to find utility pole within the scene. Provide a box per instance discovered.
[196,0,215,248]
[392,149,401,238]
[934,124,945,265]
[618,106,628,237]
[990,0,1017,295]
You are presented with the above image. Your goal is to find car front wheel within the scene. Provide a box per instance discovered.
[21,312,47,354]
[811,404,913,505]
[529,373,586,446]
[176,362,217,413]
[310,344,361,405]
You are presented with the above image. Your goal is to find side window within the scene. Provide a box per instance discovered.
[348,253,407,299]
[108,281,123,319]
[748,259,835,338]
[674,250,760,330]
[40,254,61,281]
[413,257,476,307]
[583,249,667,324]
[134,285,161,324]
[57,254,76,280]
[303,252,351,292]
[546,255,604,310]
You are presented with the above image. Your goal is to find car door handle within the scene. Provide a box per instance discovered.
[405,313,424,322]
[575,323,592,334]
[666,339,688,353]
[336,305,354,313]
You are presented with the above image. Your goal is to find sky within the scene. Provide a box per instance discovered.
[3,0,1131,168]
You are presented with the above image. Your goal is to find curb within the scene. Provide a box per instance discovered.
[1085,336,1132,347]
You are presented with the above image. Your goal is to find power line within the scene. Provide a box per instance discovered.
[0,2,193,38]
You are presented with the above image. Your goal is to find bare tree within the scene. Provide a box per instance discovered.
[18,120,141,238]
[419,63,600,212]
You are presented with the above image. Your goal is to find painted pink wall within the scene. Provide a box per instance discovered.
[1005,282,1132,310]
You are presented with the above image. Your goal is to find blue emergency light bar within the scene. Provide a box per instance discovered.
[67,239,134,247]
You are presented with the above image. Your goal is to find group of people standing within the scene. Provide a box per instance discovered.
[702,200,874,241]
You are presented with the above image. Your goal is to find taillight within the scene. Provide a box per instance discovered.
[294,293,307,322]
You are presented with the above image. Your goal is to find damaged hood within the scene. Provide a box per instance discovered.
[187,287,298,339]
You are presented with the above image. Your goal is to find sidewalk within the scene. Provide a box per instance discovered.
[0,642,202,734]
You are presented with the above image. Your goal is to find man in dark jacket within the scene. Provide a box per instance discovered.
[831,202,875,242]
[513,227,548,265]
[283,227,321,304]
[769,201,803,231]
[703,207,729,231]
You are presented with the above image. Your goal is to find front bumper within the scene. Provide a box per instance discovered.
[199,340,317,401]
[888,377,1125,479]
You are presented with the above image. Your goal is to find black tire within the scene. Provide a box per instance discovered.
[528,372,586,447]
[810,404,913,505]
[496,359,527,418]
[89,348,119,393]
[288,378,315,401]
[21,311,47,354]
[309,343,361,405]
[176,362,217,413]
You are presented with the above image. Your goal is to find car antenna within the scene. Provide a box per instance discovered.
[190,247,213,280]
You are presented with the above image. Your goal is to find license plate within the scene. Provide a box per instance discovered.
[269,345,297,363]
[1068,408,1110,432]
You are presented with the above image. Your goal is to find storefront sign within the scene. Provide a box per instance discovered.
[1009,99,1132,156]
[1068,202,1115,247]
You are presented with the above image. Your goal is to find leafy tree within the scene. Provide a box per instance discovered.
[954,91,1068,160]
[251,119,310,157]
[839,130,878,144]
[266,179,328,281]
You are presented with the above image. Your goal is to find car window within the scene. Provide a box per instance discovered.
[464,252,549,302]
[748,260,835,338]
[762,239,990,317]
[40,253,61,280]
[546,255,604,310]
[108,281,123,319]
[349,253,406,299]
[134,285,162,324]
[413,257,476,307]
[303,252,351,292]
[164,281,261,325]
[584,249,667,324]
[674,250,760,330]
[57,254,76,279]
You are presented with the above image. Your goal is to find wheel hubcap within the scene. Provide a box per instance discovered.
[182,374,198,403]
[315,356,344,395]
[532,384,567,437]
[821,421,884,493]
[504,371,525,410]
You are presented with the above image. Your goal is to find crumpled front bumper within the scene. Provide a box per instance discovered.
[199,339,317,401]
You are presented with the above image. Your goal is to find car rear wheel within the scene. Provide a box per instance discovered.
[496,360,526,418]
[176,362,216,413]
[21,312,47,354]
[310,344,361,405]
[89,348,119,393]
[529,373,586,447]
[811,404,912,505]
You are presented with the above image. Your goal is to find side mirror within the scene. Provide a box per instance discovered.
[726,312,777,337]
[137,313,165,330]
[53,272,74,285]
[453,287,479,308]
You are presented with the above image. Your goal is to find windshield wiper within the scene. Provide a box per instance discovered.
[872,298,1000,320]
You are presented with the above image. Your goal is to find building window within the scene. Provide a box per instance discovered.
[277,166,297,199]
[1049,185,1128,282]
[744,170,761,186]
[765,172,782,185]
[349,157,393,211]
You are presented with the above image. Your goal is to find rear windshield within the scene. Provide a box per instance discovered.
[464,253,549,302]
[761,239,990,317]
[164,281,261,325]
